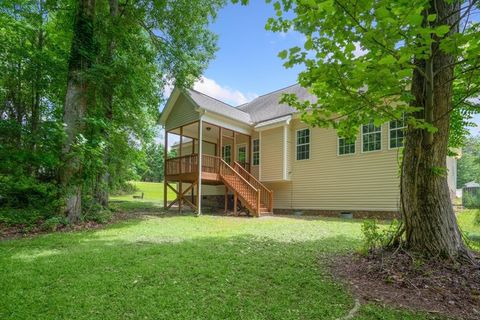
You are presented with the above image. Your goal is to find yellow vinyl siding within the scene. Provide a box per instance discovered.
[260,126,284,181]
[264,182,292,209]
[288,120,400,211]
[165,95,199,131]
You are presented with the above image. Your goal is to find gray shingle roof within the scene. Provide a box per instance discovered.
[238,84,316,123]
[186,89,252,124]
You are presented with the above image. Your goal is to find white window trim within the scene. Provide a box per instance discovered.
[337,136,356,156]
[295,128,310,161]
[361,123,382,153]
[388,117,406,150]
[252,138,260,166]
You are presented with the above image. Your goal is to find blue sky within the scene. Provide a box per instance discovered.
[189,1,479,135]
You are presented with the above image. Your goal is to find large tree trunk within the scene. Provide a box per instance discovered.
[59,0,96,223]
[94,0,119,207]
[401,0,476,264]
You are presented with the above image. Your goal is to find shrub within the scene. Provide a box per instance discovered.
[361,219,399,254]
[87,209,113,224]
[42,216,67,232]
[0,208,43,226]
[463,192,480,209]
[110,182,138,196]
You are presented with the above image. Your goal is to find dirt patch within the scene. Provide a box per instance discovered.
[329,251,480,320]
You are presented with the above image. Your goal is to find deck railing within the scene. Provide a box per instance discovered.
[165,154,271,215]
[234,161,273,213]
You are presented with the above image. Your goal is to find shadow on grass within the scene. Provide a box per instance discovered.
[0,216,436,320]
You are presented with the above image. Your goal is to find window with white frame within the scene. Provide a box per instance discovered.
[222,145,231,163]
[362,123,382,152]
[338,136,356,155]
[389,114,406,148]
[252,139,260,165]
[296,128,310,160]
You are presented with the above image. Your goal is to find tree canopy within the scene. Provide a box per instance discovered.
[0,0,226,223]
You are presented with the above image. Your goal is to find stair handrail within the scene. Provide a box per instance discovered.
[219,159,258,193]
[233,161,273,212]
[219,158,261,215]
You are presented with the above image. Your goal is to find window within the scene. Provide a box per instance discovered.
[237,145,246,163]
[252,139,260,165]
[222,145,231,163]
[389,115,406,148]
[338,136,356,155]
[296,128,310,160]
[362,123,382,152]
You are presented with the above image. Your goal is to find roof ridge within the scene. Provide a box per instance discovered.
[187,87,250,110]
[250,83,299,100]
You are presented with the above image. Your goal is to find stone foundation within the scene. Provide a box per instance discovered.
[273,208,400,220]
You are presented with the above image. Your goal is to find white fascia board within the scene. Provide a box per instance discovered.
[254,115,292,132]
[201,111,252,135]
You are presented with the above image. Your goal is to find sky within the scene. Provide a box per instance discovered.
[179,1,479,136]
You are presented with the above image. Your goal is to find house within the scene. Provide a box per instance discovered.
[159,84,457,218]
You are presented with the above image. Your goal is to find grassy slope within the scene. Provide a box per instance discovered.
[110,181,176,211]
[4,212,476,320]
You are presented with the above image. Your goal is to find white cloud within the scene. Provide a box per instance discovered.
[193,76,258,106]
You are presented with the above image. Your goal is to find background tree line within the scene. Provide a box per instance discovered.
[0,0,225,224]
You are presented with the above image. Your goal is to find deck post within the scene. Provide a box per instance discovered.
[179,180,182,213]
[248,135,252,171]
[224,187,228,213]
[163,130,168,209]
[233,191,238,216]
[197,119,203,215]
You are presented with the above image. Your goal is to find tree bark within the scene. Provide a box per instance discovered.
[401,0,476,264]
[94,0,119,207]
[59,0,96,223]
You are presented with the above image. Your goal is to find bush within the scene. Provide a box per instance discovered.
[361,219,399,254]
[463,192,480,209]
[42,216,67,232]
[0,208,43,226]
[87,209,113,224]
[110,182,138,196]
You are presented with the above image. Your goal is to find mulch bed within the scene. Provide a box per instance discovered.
[0,211,151,240]
[330,251,480,320]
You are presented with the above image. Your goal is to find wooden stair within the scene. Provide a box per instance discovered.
[219,160,273,216]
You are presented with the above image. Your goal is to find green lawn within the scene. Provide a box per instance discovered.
[110,181,176,211]
[1,210,478,319]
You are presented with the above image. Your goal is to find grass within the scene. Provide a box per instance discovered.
[110,181,176,211]
[457,209,480,250]
[1,213,466,320]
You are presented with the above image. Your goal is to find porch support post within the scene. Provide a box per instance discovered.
[248,135,252,171]
[224,187,228,213]
[233,131,236,164]
[163,130,168,209]
[192,138,195,154]
[197,119,203,215]
[233,191,237,216]
[218,126,222,157]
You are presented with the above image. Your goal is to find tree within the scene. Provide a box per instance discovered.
[267,0,480,264]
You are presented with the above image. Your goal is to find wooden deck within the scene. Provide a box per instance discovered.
[164,154,273,216]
